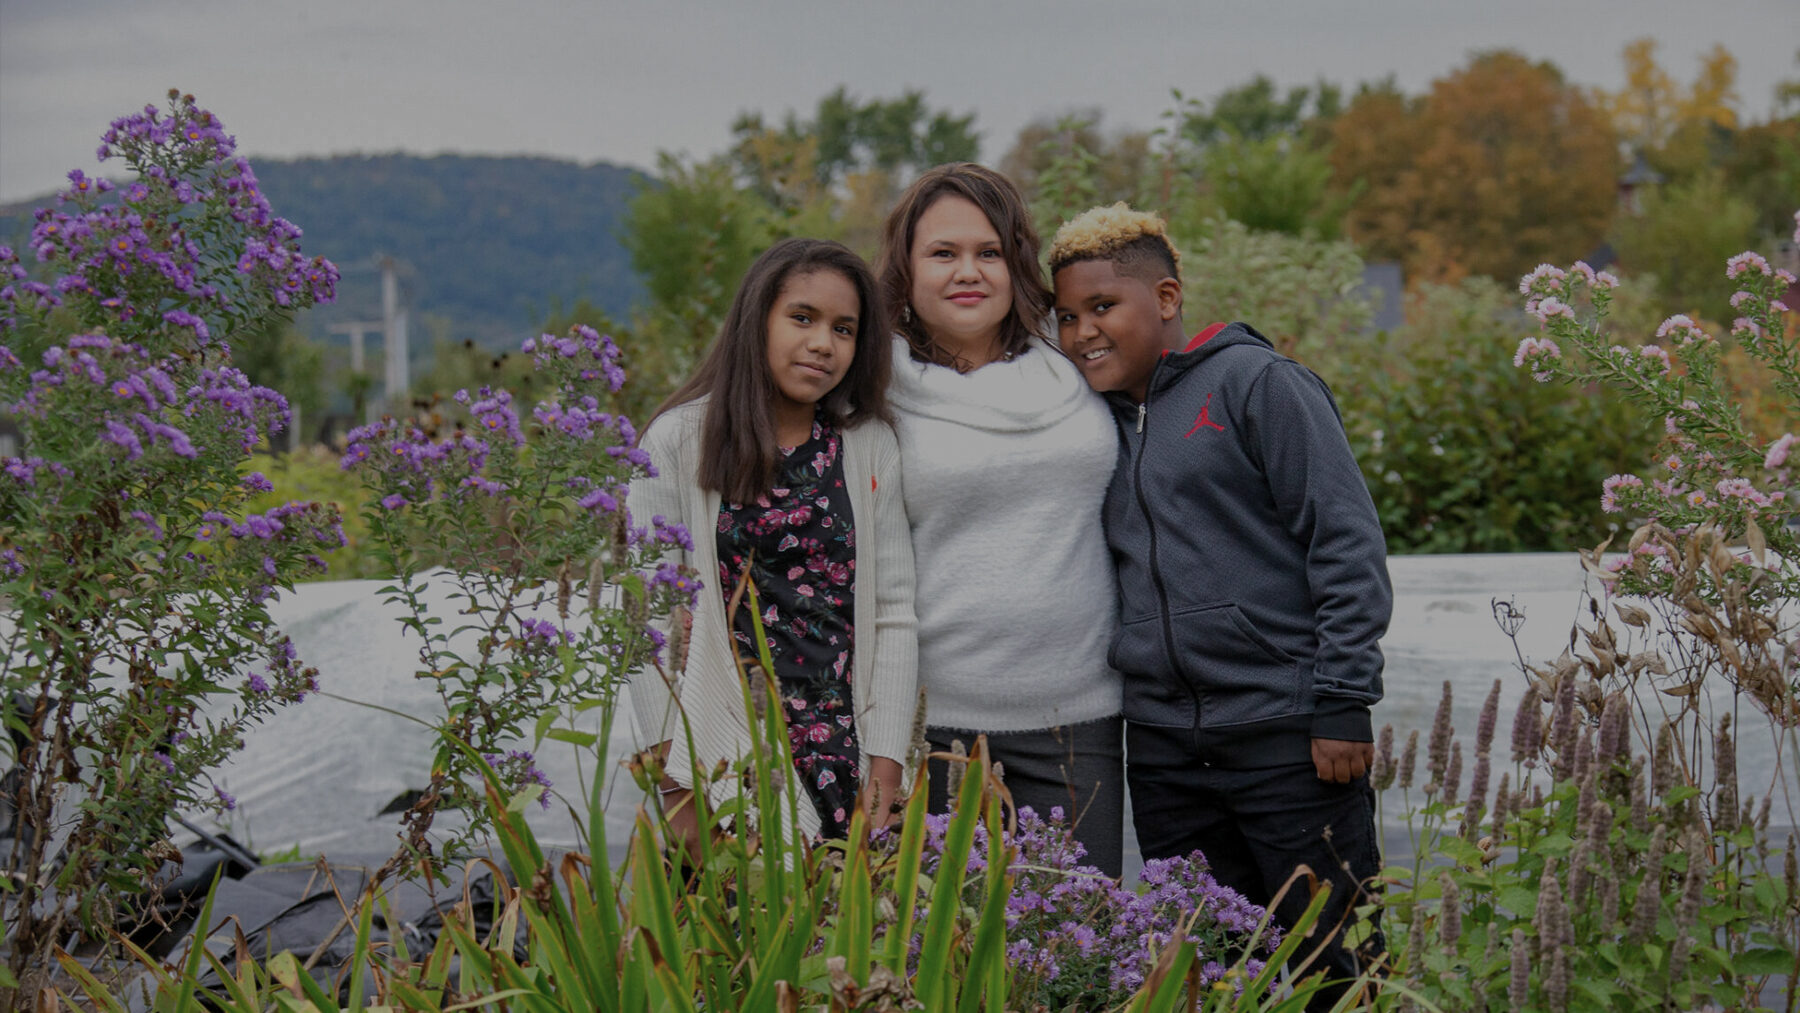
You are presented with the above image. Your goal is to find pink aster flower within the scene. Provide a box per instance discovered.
[1766,433,1796,470]
[1594,270,1619,290]
[1530,296,1575,324]
[1601,473,1642,514]
[1726,251,1770,280]
[1519,263,1566,296]
[1638,344,1673,376]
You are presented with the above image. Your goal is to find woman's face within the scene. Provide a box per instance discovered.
[907,195,1012,352]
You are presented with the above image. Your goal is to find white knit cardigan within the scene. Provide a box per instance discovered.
[627,398,919,839]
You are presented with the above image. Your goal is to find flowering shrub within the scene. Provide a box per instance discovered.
[1337,277,1651,553]
[0,92,341,991]
[340,323,696,865]
[1515,220,1798,604]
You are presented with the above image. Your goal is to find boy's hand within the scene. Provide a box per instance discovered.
[1311,738,1373,783]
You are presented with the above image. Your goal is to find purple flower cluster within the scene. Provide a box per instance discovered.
[649,562,703,606]
[342,417,494,508]
[523,324,627,393]
[482,748,554,809]
[516,617,574,654]
[242,634,320,704]
[3,92,337,344]
[891,808,1277,1007]
[463,386,525,447]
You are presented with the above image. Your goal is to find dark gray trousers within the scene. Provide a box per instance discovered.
[923,715,1124,878]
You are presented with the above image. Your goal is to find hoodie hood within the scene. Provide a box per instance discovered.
[1149,322,1276,396]
[887,334,1099,434]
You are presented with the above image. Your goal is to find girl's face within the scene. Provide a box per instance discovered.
[765,268,859,424]
[908,195,1012,351]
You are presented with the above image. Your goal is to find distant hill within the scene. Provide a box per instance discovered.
[0,153,647,351]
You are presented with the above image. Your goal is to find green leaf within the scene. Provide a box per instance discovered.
[1733,946,1793,976]
[544,727,598,747]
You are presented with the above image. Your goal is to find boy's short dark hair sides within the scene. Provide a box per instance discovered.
[1048,203,1181,288]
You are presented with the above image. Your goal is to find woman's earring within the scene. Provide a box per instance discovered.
[901,305,913,325]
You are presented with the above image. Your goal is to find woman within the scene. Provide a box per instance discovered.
[874,163,1123,875]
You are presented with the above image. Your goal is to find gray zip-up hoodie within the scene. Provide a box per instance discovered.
[1102,322,1390,767]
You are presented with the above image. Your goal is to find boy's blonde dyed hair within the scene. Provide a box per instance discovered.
[1048,202,1181,283]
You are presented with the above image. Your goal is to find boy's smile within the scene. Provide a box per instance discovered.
[1053,259,1183,404]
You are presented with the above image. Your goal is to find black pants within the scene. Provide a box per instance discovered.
[1127,722,1384,1009]
[923,716,1124,878]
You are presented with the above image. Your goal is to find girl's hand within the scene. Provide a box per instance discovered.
[658,776,703,856]
[866,757,905,830]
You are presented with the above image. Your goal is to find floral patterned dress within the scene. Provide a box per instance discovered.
[717,416,859,837]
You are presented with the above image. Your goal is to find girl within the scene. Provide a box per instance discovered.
[629,238,917,844]
[875,164,1124,876]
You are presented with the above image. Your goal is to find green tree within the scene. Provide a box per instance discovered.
[232,320,327,445]
[1615,170,1758,323]
[1175,218,1371,358]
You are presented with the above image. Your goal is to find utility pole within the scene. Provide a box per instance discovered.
[328,321,384,424]
[381,256,409,415]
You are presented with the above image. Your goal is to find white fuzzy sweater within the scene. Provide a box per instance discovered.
[888,336,1122,732]
[627,398,919,839]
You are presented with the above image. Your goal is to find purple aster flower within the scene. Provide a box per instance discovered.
[380,493,407,510]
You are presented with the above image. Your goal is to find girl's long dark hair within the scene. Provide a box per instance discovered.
[652,238,892,504]
[875,162,1050,371]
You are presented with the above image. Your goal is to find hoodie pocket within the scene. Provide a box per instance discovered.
[1167,602,1306,727]
[1111,612,1195,727]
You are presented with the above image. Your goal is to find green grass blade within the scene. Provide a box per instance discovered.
[914,737,989,1009]
[958,789,1012,1013]
[881,773,931,970]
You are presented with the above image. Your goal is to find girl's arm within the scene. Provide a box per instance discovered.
[625,411,693,776]
[859,426,919,817]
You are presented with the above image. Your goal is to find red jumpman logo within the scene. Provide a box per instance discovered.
[1184,393,1226,437]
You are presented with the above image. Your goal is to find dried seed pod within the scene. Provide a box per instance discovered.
[1511,685,1542,764]
[1438,872,1462,948]
[1629,759,1648,833]
[1550,675,1578,781]
[1475,679,1501,757]
[1567,840,1591,909]
[1598,853,1621,928]
[1651,722,1675,798]
[1427,681,1454,789]
[1508,928,1531,1009]
[1462,752,1491,841]
[1626,826,1666,944]
[1442,741,1463,806]
[1491,771,1512,838]
[1372,724,1396,791]
[1713,713,1738,834]
[1545,946,1570,1012]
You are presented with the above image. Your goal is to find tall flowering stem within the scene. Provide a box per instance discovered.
[341,323,694,871]
[1515,237,1798,605]
[0,92,341,993]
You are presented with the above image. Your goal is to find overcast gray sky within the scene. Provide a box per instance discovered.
[1,0,1795,204]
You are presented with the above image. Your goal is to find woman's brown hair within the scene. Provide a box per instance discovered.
[651,238,892,504]
[875,162,1050,371]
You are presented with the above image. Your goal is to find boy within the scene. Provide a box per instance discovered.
[1050,204,1391,1002]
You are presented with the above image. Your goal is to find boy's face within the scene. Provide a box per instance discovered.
[1053,259,1182,403]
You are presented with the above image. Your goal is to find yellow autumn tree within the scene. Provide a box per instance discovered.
[1599,38,1741,180]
